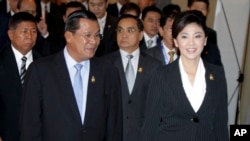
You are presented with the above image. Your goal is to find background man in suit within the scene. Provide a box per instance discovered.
[107,0,129,18]
[102,14,161,141]
[48,1,86,54]
[16,0,52,56]
[87,0,118,57]
[145,4,180,65]
[140,6,161,50]
[187,0,217,45]
[187,0,223,66]
[0,12,41,141]
[19,10,122,141]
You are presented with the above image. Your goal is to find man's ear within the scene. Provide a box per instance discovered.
[159,27,164,37]
[204,36,208,46]
[64,31,72,43]
[173,39,178,48]
[7,29,14,41]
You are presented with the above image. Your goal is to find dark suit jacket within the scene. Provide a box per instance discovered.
[201,42,222,66]
[0,45,40,141]
[19,51,122,141]
[0,0,7,13]
[144,44,166,65]
[102,50,161,141]
[142,58,229,141]
[95,15,118,57]
[207,27,217,45]
[107,3,119,18]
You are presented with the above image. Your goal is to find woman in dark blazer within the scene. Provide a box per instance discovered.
[142,10,229,141]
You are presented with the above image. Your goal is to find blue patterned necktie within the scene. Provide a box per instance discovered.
[73,64,83,119]
[20,56,27,86]
[125,55,135,94]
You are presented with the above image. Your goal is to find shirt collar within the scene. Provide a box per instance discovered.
[41,1,51,12]
[11,44,32,61]
[98,12,107,24]
[64,47,89,69]
[143,32,158,42]
[117,2,122,11]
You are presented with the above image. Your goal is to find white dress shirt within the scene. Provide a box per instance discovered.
[143,32,159,48]
[97,12,107,34]
[179,58,206,112]
[120,48,140,77]
[41,2,51,18]
[161,41,178,64]
[11,45,33,74]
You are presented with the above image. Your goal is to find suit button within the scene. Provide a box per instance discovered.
[128,100,132,104]
[191,117,199,123]
[126,116,129,119]
[82,129,87,133]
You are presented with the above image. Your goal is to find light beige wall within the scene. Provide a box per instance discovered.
[171,0,217,29]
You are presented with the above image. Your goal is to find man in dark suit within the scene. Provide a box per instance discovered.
[48,1,86,54]
[36,0,63,39]
[102,14,161,141]
[107,0,129,17]
[19,10,122,141]
[88,0,118,57]
[144,8,179,65]
[0,12,41,141]
[187,0,217,45]
[139,6,161,50]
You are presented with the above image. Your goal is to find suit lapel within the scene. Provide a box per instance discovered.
[197,62,216,114]
[103,15,116,41]
[113,52,129,94]
[53,52,82,124]
[131,52,145,95]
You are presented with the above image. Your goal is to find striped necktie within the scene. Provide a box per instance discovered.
[20,56,27,86]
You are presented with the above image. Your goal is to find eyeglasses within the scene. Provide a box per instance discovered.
[74,32,103,40]
[116,27,139,34]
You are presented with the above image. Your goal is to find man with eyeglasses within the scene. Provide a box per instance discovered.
[87,0,118,57]
[102,14,161,141]
[19,10,122,141]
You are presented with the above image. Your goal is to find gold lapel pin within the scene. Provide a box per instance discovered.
[91,76,95,83]
[209,74,214,80]
[138,67,143,73]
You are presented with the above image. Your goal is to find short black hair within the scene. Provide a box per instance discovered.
[160,4,180,27]
[63,1,86,15]
[116,14,143,32]
[65,10,97,32]
[120,2,141,17]
[187,0,209,8]
[141,6,161,20]
[162,4,181,16]
[9,12,37,29]
[172,10,207,39]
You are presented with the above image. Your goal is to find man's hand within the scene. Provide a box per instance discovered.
[37,17,48,37]
[0,136,3,141]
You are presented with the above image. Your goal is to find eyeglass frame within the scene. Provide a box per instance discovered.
[70,31,103,41]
